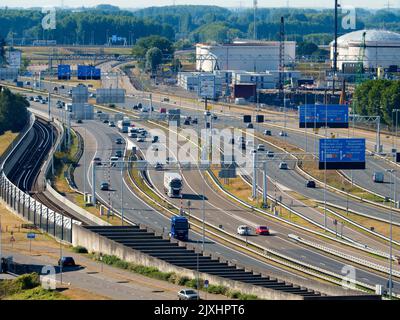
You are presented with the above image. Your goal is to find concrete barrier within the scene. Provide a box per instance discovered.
[46,182,109,226]
[72,224,373,299]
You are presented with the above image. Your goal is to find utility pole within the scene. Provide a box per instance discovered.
[252,150,257,199]
[333,0,338,95]
[253,0,257,40]
[91,161,96,206]
[386,168,395,299]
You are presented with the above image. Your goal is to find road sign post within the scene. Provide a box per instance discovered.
[27,233,35,253]
[204,279,209,300]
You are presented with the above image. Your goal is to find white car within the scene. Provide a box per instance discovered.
[178,289,199,300]
[279,131,288,137]
[237,225,251,236]
[136,136,145,142]
[257,144,265,152]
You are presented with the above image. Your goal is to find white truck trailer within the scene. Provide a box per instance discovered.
[163,172,183,198]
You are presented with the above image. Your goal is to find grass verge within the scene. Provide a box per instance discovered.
[88,252,258,300]
[0,273,68,300]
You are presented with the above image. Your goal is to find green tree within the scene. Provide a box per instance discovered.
[0,88,29,134]
[297,42,318,56]
[145,47,163,72]
[0,38,6,66]
[132,35,174,59]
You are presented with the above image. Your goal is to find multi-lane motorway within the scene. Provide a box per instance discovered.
[19,86,400,294]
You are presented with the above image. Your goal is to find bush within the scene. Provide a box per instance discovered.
[72,246,88,254]
[207,285,227,295]
[177,276,190,286]
[13,273,40,290]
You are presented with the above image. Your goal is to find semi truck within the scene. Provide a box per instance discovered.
[164,172,183,198]
[117,118,130,133]
[170,216,189,241]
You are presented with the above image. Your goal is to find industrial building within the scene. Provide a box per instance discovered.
[331,29,400,70]
[177,72,224,97]
[196,40,296,72]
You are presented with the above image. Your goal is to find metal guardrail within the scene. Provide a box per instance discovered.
[289,234,400,280]
[317,203,400,248]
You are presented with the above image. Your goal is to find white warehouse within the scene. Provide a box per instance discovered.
[330,29,400,70]
[196,40,296,72]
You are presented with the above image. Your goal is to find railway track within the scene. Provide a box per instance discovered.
[6,117,83,221]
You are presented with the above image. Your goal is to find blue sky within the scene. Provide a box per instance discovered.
[2,0,397,9]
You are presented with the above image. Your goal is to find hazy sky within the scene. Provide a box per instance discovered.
[2,0,397,9]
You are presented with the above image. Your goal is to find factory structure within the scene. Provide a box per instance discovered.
[195,40,296,72]
[177,70,301,100]
[331,29,400,71]
[177,40,301,101]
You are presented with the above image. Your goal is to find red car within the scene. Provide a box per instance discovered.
[256,226,270,235]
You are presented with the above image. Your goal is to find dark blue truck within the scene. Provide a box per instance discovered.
[170,216,189,241]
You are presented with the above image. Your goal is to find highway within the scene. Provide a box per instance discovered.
[12,83,400,294]
[25,96,313,282]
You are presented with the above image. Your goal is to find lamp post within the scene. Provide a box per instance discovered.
[392,109,400,153]
[386,168,395,299]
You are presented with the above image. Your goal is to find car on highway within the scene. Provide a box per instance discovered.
[154,162,163,171]
[237,225,251,236]
[34,97,40,102]
[279,131,288,137]
[247,123,254,129]
[129,132,138,138]
[29,96,34,101]
[133,105,139,110]
[109,121,115,127]
[166,157,175,164]
[240,142,246,150]
[279,162,288,170]
[257,144,265,152]
[264,130,272,136]
[115,138,123,144]
[306,180,316,188]
[103,119,109,124]
[60,85,65,89]
[211,114,218,120]
[58,256,76,267]
[93,157,102,165]
[266,150,274,158]
[184,118,191,125]
[136,136,145,142]
[100,182,109,191]
[178,289,199,300]
[191,118,198,124]
[373,171,384,183]
[115,150,123,157]
[110,156,119,164]
[40,100,46,104]
[152,136,159,143]
[256,226,270,235]
[53,86,58,91]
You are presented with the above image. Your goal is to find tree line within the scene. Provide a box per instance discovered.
[353,80,400,126]
[1,7,400,46]
[0,88,29,134]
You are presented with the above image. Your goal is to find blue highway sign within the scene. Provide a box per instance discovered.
[319,138,365,170]
[299,104,349,128]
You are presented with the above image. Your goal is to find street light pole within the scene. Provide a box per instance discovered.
[386,168,395,299]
